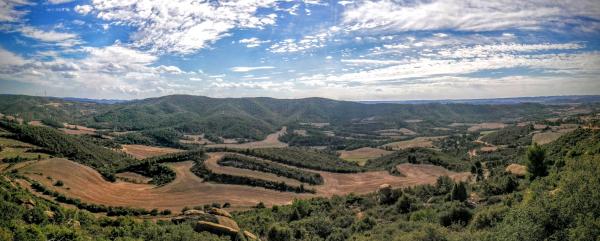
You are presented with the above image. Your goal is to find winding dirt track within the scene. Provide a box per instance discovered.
[19,152,470,211]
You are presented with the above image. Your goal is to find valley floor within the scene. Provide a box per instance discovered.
[17,152,469,212]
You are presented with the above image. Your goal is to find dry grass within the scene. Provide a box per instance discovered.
[293,129,307,136]
[19,153,469,210]
[60,124,97,135]
[382,136,445,150]
[467,123,506,132]
[532,125,577,145]
[376,128,417,136]
[396,163,471,182]
[338,147,392,166]
[115,172,152,184]
[27,120,46,127]
[207,127,288,149]
[180,134,213,145]
[121,144,183,159]
[505,164,527,177]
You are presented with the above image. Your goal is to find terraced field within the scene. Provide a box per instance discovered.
[17,152,470,211]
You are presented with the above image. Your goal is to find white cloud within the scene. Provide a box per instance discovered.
[82,0,278,54]
[341,0,600,33]
[239,37,271,48]
[0,44,193,97]
[299,42,599,87]
[18,26,81,47]
[0,0,29,22]
[0,47,27,65]
[230,66,275,72]
[74,4,92,15]
[47,0,74,4]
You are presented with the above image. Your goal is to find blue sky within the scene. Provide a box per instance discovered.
[0,0,599,100]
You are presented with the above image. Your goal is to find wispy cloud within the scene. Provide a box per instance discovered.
[18,26,81,47]
[230,66,275,72]
[239,37,271,48]
[341,0,600,33]
[80,0,279,54]
[0,0,30,22]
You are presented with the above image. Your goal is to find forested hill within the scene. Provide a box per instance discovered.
[0,94,559,140]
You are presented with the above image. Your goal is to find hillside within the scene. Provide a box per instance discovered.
[0,94,560,141]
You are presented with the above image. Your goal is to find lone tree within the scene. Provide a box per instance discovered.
[450,182,468,202]
[526,143,547,180]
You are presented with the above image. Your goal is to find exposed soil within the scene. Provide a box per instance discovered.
[467,122,506,132]
[338,147,392,166]
[121,144,183,159]
[18,152,471,211]
[207,127,288,149]
[382,136,445,150]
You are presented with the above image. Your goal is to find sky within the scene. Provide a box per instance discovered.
[0,0,599,100]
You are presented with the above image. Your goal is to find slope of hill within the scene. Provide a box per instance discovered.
[0,94,566,141]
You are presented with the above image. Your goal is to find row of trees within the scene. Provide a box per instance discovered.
[218,154,324,185]
[191,157,315,193]
[206,147,363,173]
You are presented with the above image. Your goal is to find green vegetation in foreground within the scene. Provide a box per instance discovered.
[0,120,135,181]
[218,154,324,185]
[365,147,471,173]
[233,129,600,241]
[0,173,227,241]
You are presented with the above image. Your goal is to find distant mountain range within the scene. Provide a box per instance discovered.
[359,95,600,105]
[1,94,597,140]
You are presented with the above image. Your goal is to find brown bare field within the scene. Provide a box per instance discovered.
[115,172,152,184]
[21,158,312,210]
[382,136,445,150]
[467,122,506,132]
[180,134,213,145]
[405,119,423,123]
[293,129,307,136]
[18,153,469,210]
[376,128,417,136]
[532,125,577,145]
[532,132,564,145]
[448,122,475,127]
[60,124,97,135]
[396,163,471,182]
[121,144,183,159]
[27,120,46,127]
[207,127,288,149]
[338,147,392,166]
[505,164,527,177]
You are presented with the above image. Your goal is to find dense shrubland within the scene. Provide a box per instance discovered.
[233,129,600,241]
[479,125,534,146]
[0,174,226,241]
[0,120,134,180]
[365,147,470,172]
